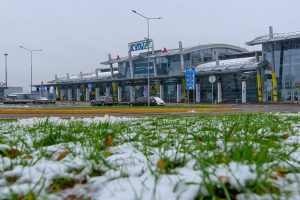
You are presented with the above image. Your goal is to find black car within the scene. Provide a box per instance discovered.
[129,96,165,106]
[90,96,114,106]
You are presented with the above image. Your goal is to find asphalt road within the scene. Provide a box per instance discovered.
[223,103,300,113]
[0,103,300,119]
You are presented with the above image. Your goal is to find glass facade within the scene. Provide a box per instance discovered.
[197,73,257,103]
[118,47,245,79]
[262,39,300,101]
[190,48,244,66]
[46,44,258,103]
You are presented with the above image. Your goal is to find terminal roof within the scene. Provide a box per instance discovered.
[247,31,300,46]
[195,57,260,74]
[101,44,248,65]
[47,71,116,85]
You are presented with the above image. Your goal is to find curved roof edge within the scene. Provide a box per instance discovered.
[247,31,300,46]
[182,43,249,54]
[195,56,258,74]
[101,43,249,65]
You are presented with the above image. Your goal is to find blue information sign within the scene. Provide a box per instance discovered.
[88,83,92,92]
[40,84,45,92]
[186,67,195,90]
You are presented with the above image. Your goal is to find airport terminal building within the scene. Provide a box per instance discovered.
[38,27,300,103]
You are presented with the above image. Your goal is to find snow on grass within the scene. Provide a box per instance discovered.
[0,113,300,199]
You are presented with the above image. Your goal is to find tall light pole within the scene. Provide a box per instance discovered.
[132,10,161,106]
[3,54,8,87]
[19,46,42,98]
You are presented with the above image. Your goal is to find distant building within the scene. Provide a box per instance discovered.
[4,87,23,97]
[37,43,254,103]
[0,87,7,99]
[35,27,300,103]
[247,27,300,102]
[0,87,23,99]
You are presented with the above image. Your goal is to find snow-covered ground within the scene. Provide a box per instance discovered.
[0,114,300,199]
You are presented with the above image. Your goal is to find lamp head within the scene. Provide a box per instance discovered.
[132,10,137,13]
[4,53,8,56]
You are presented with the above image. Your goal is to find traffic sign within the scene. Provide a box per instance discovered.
[186,67,195,90]
[88,84,92,92]
[209,75,216,83]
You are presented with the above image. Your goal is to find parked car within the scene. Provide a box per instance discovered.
[129,96,165,106]
[32,97,56,104]
[90,96,114,106]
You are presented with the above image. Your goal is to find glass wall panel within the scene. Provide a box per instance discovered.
[263,39,300,101]
[198,73,257,103]
[191,48,244,67]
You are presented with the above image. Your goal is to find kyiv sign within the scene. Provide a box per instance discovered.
[128,38,153,52]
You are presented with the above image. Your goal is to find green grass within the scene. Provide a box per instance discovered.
[1,113,300,199]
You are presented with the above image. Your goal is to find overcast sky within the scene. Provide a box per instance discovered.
[1,0,300,91]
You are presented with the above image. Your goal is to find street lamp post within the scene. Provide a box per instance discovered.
[19,46,42,98]
[3,54,8,87]
[132,10,161,106]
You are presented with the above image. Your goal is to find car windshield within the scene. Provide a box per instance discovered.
[99,96,112,100]
[153,97,164,102]
[137,97,146,101]
[38,97,48,100]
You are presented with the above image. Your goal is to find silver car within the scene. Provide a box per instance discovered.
[90,96,114,106]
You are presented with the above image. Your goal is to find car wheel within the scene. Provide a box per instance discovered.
[91,102,95,106]
[101,102,105,106]
[129,103,133,107]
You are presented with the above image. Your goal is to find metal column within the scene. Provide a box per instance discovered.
[160,84,164,100]
[256,52,263,103]
[242,78,247,103]
[117,86,122,102]
[217,80,222,103]
[53,87,57,100]
[67,88,72,101]
[152,45,157,77]
[179,41,184,73]
[60,88,64,101]
[129,51,134,79]
[95,87,100,100]
[130,86,135,102]
[108,54,114,79]
[4,54,8,87]
[76,88,81,101]
[85,88,90,102]
[177,84,181,103]
[269,26,278,102]
[196,83,200,103]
